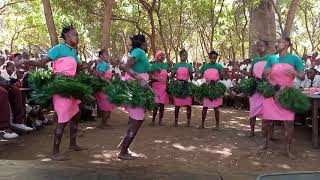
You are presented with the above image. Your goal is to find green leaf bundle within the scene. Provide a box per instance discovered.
[238,77,256,95]
[106,79,155,110]
[167,80,196,98]
[75,73,108,93]
[277,87,311,113]
[28,69,53,90]
[256,80,277,97]
[194,82,227,100]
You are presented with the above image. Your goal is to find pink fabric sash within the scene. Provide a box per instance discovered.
[203,68,219,81]
[249,92,264,118]
[52,57,80,123]
[52,57,77,77]
[124,73,149,120]
[249,61,267,117]
[253,61,267,79]
[269,63,295,90]
[152,69,169,104]
[263,63,295,121]
[202,69,222,108]
[176,67,189,81]
[95,70,114,112]
[174,67,192,106]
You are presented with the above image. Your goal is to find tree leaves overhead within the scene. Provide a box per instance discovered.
[0,0,319,61]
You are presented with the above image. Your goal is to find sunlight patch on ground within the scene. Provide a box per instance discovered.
[235,116,247,120]
[40,158,52,162]
[220,110,237,114]
[277,164,291,169]
[172,143,196,152]
[251,161,261,166]
[154,140,171,144]
[202,147,232,157]
[84,126,96,130]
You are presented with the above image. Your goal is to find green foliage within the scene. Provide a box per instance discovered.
[277,87,311,113]
[167,80,196,98]
[28,69,53,90]
[256,80,277,97]
[106,79,155,110]
[238,77,256,95]
[194,82,227,101]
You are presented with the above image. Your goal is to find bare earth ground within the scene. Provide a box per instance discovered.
[1,106,320,180]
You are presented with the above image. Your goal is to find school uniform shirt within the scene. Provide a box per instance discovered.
[314,65,320,73]
[240,64,248,71]
[299,75,320,88]
[221,79,233,90]
[293,77,302,89]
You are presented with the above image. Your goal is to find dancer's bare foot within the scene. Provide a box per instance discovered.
[174,123,178,127]
[69,145,88,152]
[51,154,70,161]
[118,153,135,160]
[158,122,163,126]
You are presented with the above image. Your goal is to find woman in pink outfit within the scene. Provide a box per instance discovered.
[22,26,87,161]
[118,34,150,160]
[262,37,305,158]
[150,50,169,126]
[95,50,115,128]
[195,50,223,129]
[171,49,193,127]
[248,40,269,137]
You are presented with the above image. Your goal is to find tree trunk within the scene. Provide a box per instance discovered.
[249,0,277,58]
[100,0,113,50]
[42,0,59,46]
[283,0,299,37]
[155,1,170,61]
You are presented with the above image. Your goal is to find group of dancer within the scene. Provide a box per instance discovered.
[17,25,304,160]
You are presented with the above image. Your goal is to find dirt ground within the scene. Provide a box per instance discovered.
[1,106,320,180]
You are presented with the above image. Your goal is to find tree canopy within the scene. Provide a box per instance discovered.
[0,0,319,62]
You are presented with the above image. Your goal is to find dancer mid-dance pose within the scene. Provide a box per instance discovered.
[196,50,223,129]
[171,49,193,127]
[22,26,87,160]
[118,34,150,160]
[262,36,304,158]
[249,40,269,137]
[95,50,115,128]
[150,50,170,126]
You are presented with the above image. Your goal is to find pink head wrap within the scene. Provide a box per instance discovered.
[154,50,164,60]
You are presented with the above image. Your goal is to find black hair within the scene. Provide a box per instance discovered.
[13,53,21,58]
[281,36,292,47]
[130,34,146,51]
[179,48,187,56]
[60,25,75,40]
[208,50,219,56]
[98,49,107,57]
[308,68,317,74]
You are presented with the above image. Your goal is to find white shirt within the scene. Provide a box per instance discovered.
[0,69,17,81]
[300,75,320,88]
[221,79,233,90]
[240,64,247,71]
[314,65,320,73]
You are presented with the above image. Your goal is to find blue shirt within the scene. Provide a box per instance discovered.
[47,44,80,63]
